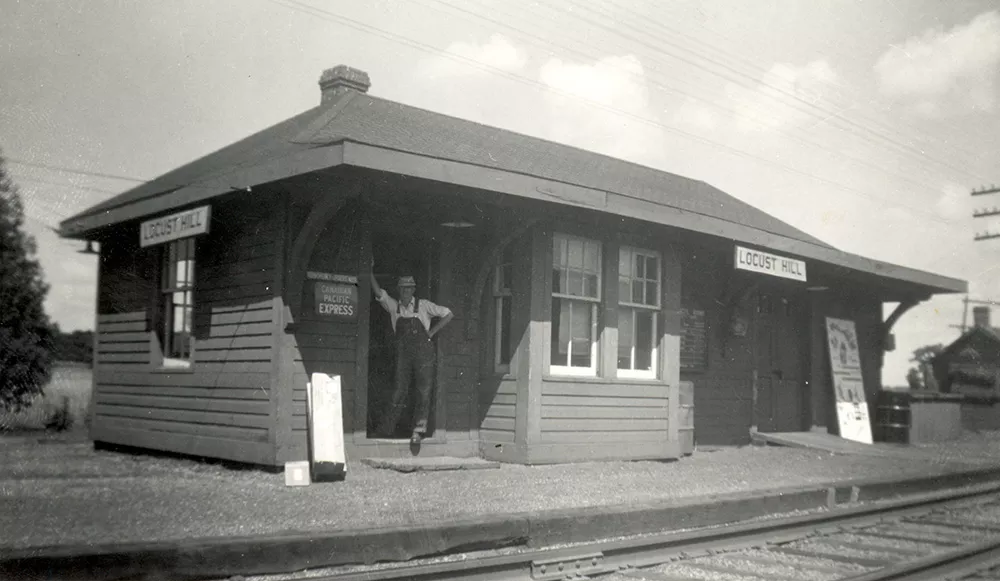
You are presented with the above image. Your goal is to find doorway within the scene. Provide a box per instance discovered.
[366,225,440,439]
[754,291,806,432]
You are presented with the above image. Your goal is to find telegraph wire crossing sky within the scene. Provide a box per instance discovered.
[1,0,997,385]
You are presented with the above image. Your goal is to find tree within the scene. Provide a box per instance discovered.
[907,343,944,391]
[51,324,94,364]
[0,150,56,411]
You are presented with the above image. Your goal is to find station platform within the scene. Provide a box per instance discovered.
[5,430,1000,580]
[750,429,922,458]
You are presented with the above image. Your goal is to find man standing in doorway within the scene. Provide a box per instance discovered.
[370,266,454,444]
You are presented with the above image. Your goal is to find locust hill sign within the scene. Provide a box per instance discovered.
[139,205,211,248]
[734,245,807,282]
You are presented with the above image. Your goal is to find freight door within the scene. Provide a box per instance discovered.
[755,292,806,432]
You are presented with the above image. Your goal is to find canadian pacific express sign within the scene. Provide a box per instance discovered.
[734,245,807,282]
[139,205,211,248]
[309,272,358,320]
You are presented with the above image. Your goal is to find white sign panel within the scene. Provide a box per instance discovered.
[307,373,346,482]
[825,317,873,444]
[734,246,807,282]
[140,205,211,248]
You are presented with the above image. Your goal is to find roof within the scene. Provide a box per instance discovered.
[59,80,966,296]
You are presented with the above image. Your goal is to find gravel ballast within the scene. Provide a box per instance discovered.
[3,432,1000,552]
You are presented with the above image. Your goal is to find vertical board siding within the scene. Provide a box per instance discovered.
[90,194,279,466]
[539,380,670,447]
[679,246,757,446]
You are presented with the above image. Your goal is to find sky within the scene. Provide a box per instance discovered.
[1,0,998,386]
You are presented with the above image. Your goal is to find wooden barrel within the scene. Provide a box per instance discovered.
[678,381,695,455]
[876,390,911,444]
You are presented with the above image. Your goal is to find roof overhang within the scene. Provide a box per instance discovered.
[59,140,967,296]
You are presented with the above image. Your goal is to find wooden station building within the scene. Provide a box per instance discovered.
[59,65,966,467]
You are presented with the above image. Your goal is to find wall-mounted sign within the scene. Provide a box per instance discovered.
[826,317,873,444]
[734,246,807,282]
[140,205,211,248]
[680,308,708,371]
[314,281,358,319]
[307,271,358,284]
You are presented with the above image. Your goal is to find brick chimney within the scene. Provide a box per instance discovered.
[319,65,371,103]
[973,305,991,329]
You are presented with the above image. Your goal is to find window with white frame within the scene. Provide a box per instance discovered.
[493,246,514,373]
[160,238,195,368]
[551,234,601,375]
[617,246,660,378]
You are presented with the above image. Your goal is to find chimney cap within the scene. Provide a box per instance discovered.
[319,65,371,102]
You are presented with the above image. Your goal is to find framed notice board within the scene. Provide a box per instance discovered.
[680,307,709,371]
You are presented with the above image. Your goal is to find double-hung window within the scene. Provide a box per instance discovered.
[493,247,514,373]
[617,246,660,378]
[160,238,195,368]
[551,234,601,376]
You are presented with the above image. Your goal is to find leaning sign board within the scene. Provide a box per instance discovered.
[825,317,873,444]
[734,245,807,282]
[139,205,211,248]
[307,373,346,482]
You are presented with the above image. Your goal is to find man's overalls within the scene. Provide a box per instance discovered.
[380,298,434,437]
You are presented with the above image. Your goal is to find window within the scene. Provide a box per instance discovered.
[493,246,514,373]
[551,234,601,375]
[160,238,195,368]
[617,247,660,378]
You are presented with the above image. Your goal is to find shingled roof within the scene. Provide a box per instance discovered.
[59,65,965,296]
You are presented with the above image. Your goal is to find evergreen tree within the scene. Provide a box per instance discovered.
[0,150,55,411]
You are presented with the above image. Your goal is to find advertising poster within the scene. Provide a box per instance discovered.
[825,317,873,444]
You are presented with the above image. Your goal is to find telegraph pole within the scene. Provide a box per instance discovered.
[973,184,1000,241]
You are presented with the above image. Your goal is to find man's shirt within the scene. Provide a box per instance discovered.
[375,289,452,333]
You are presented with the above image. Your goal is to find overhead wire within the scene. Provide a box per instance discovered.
[605,0,985,164]
[6,158,147,183]
[562,0,986,184]
[269,0,962,226]
[417,0,963,211]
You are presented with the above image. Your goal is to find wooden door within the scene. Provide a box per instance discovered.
[755,292,805,432]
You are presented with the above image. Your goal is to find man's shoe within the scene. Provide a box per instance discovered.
[410,432,423,445]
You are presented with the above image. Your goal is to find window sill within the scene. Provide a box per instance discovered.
[542,374,667,386]
[151,363,195,374]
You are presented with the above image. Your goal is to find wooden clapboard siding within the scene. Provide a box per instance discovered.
[90,192,282,466]
[480,379,517,445]
[538,380,670,447]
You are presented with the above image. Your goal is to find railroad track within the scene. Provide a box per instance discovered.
[240,482,1000,581]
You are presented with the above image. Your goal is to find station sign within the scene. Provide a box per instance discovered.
[314,279,358,319]
[734,245,807,282]
[140,205,211,248]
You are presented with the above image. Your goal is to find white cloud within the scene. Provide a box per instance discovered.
[536,55,665,162]
[725,60,842,132]
[422,33,527,78]
[875,11,1000,117]
[935,182,971,221]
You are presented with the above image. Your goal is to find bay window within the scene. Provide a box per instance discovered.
[617,246,660,378]
[551,234,601,375]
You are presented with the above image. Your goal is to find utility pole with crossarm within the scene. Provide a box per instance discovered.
[973,184,1000,241]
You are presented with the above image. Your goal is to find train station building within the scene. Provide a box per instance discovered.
[58,65,966,467]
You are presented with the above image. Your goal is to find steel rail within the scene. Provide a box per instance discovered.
[837,539,1000,581]
[303,481,1000,581]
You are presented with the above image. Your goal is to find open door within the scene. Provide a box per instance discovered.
[366,227,439,439]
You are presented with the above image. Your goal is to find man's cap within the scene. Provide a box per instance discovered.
[397,275,416,288]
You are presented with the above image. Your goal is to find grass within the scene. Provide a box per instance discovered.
[0,362,93,434]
